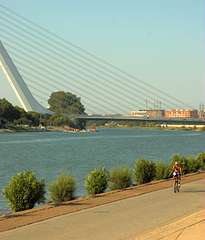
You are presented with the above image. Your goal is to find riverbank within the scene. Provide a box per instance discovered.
[0,128,46,133]
[0,126,93,133]
[1,124,205,134]
[0,171,204,233]
[96,124,205,131]
[161,124,205,131]
[0,129,14,133]
[0,126,59,133]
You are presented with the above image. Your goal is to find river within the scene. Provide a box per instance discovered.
[0,128,204,212]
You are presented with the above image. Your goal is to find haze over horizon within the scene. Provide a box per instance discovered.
[0,0,204,110]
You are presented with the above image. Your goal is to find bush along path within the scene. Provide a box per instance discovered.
[0,171,205,232]
[3,152,205,213]
[3,171,45,212]
[49,174,76,206]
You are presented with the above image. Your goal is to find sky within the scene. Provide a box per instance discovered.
[0,0,204,109]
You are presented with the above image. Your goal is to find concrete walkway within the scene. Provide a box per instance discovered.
[0,179,204,240]
[137,209,205,240]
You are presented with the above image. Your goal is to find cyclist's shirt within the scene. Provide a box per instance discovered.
[173,165,181,177]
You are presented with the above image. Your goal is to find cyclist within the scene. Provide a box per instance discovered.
[172,161,182,187]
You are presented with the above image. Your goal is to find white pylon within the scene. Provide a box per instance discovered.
[0,40,52,114]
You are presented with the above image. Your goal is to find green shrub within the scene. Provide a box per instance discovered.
[49,174,76,205]
[85,167,108,196]
[168,153,204,176]
[109,166,132,190]
[134,159,156,184]
[169,154,189,174]
[4,170,45,212]
[187,153,205,172]
[155,161,167,180]
[195,152,205,170]
[163,165,173,179]
[186,156,200,173]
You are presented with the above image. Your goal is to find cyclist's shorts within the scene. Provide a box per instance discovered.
[173,171,180,177]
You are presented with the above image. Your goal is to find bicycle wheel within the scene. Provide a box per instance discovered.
[173,179,177,193]
[176,180,179,192]
[175,178,180,192]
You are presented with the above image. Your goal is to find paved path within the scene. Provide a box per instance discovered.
[0,179,204,240]
[137,209,205,240]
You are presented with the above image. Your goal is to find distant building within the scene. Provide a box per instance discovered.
[200,111,205,119]
[129,110,148,118]
[146,110,165,118]
[129,109,165,118]
[165,109,198,119]
[199,104,205,119]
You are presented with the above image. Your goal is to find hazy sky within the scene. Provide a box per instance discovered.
[0,0,204,108]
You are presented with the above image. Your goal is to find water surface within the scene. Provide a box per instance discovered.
[0,128,204,211]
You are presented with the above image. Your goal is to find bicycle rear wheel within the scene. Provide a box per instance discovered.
[173,178,179,193]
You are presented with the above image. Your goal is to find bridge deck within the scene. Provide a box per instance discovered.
[77,115,205,125]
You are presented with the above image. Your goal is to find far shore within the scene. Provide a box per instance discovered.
[0,124,205,134]
[0,128,49,133]
[0,126,64,133]
[96,124,205,131]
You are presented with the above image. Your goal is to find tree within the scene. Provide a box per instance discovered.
[48,114,71,126]
[26,112,41,126]
[48,91,86,129]
[48,91,85,115]
[0,98,21,121]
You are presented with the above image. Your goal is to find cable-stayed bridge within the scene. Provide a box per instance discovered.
[0,4,197,122]
[77,115,205,125]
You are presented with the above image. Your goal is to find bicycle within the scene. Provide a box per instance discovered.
[173,174,181,193]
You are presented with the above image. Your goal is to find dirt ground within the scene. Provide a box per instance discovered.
[0,172,204,233]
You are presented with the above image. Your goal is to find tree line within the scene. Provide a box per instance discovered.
[0,91,86,129]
